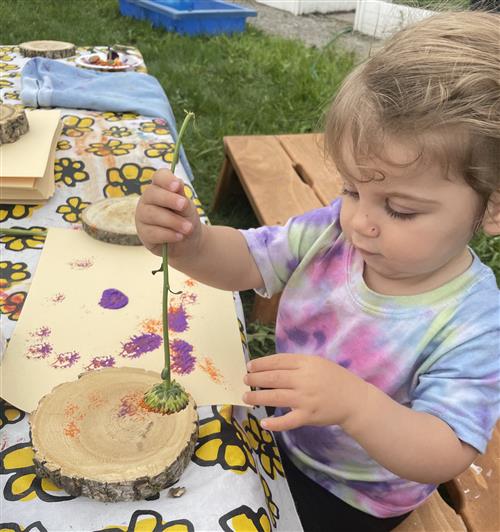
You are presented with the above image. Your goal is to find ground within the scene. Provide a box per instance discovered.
[228,0,380,58]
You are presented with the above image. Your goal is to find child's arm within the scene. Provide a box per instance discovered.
[135,169,264,291]
[244,354,478,484]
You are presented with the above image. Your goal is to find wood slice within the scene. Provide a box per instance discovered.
[0,104,29,145]
[19,40,76,59]
[81,195,142,246]
[30,367,198,502]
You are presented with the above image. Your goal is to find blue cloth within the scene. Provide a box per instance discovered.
[21,57,195,181]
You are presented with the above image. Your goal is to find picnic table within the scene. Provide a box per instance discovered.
[0,45,301,531]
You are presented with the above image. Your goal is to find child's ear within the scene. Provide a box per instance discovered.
[482,191,500,236]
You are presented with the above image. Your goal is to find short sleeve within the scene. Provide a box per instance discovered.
[240,199,342,298]
[412,313,500,453]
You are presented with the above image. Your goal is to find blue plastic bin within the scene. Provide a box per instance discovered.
[119,0,257,36]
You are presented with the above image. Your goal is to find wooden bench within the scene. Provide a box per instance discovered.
[212,133,342,323]
[212,133,500,532]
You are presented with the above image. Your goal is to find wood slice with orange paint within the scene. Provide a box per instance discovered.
[30,367,198,502]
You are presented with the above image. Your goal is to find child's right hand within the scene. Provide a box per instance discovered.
[135,169,202,257]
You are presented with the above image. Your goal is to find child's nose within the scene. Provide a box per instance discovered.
[351,209,380,237]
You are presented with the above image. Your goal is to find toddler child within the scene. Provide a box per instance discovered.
[136,11,500,532]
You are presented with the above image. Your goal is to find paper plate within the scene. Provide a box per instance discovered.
[75,52,143,72]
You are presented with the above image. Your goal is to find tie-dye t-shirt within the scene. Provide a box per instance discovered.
[240,198,500,518]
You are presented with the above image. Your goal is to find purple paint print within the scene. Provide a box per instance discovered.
[99,288,129,309]
[117,392,146,419]
[68,257,94,270]
[30,326,51,338]
[26,342,53,359]
[51,351,80,369]
[120,333,162,358]
[85,355,116,371]
[168,304,189,333]
[170,338,196,375]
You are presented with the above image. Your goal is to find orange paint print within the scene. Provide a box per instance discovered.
[198,356,225,384]
[117,391,148,420]
[64,420,80,438]
[140,318,162,334]
[64,402,84,421]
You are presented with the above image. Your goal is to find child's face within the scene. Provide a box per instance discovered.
[339,138,483,293]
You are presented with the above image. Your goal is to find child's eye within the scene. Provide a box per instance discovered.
[341,188,359,199]
[384,201,417,220]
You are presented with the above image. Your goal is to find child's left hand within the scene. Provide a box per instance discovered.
[243,354,368,431]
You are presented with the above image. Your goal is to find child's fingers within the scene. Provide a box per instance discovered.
[242,388,297,409]
[260,410,306,432]
[141,184,188,213]
[247,353,302,373]
[138,205,193,236]
[243,369,296,390]
[151,169,186,195]
[137,223,185,245]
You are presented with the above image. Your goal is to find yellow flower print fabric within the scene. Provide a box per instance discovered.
[0,443,74,503]
[0,46,300,532]
[95,510,194,532]
[194,405,257,474]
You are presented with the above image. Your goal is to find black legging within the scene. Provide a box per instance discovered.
[279,445,412,532]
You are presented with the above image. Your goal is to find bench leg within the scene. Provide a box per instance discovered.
[212,156,242,212]
[250,293,281,325]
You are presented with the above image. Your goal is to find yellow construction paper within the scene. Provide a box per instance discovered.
[0,228,250,413]
[0,109,61,178]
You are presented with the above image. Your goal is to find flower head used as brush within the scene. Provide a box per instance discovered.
[143,112,194,415]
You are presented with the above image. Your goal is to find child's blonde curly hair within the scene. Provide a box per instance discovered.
[325,11,500,206]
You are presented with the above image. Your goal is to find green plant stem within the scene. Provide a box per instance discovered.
[0,228,47,237]
[160,111,195,386]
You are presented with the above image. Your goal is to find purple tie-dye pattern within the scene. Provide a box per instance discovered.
[99,288,129,309]
[240,197,499,517]
[120,333,162,358]
[313,330,327,347]
[285,326,309,346]
[170,338,196,375]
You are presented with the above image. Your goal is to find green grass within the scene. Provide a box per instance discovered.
[3,0,498,356]
[396,0,469,8]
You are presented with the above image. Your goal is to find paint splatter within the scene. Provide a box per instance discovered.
[85,355,116,371]
[50,293,66,304]
[140,318,162,334]
[63,420,80,438]
[30,326,51,338]
[99,288,129,309]
[64,402,84,421]
[198,356,224,384]
[181,291,197,305]
[26,342,53,359]
[51,351,80,368]
[88,391,107,408]
[168,304,189,333]
[120,333,162,358]
[185,279,196,287]
[171,339,196,375]
[117,391,147,420]
[68,257,94,270]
